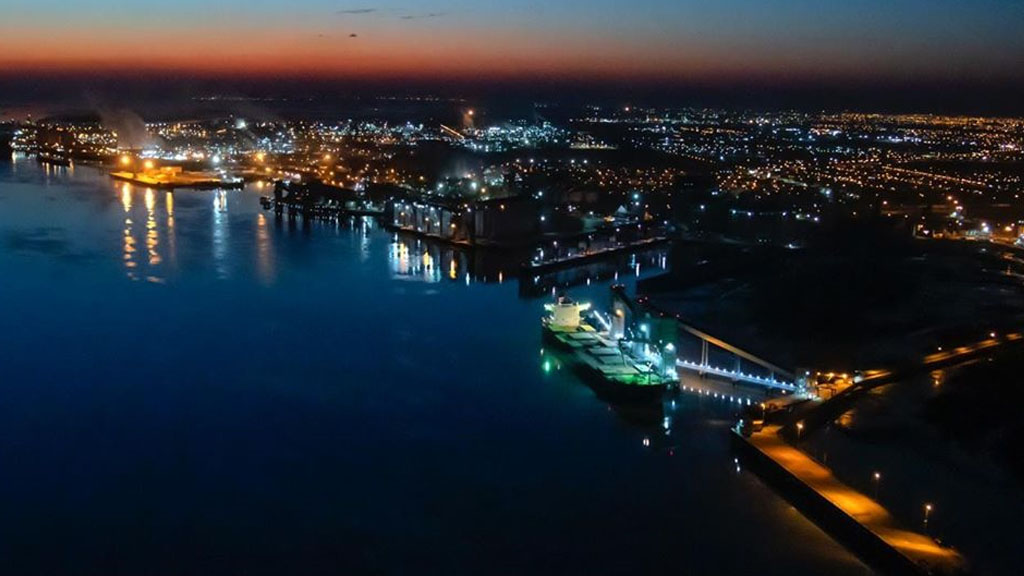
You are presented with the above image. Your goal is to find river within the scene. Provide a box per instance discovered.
[0,155,871,574]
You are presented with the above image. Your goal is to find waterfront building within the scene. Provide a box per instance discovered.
[390,195,540,246]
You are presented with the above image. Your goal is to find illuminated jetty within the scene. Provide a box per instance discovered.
[110,167,242,190]
[261,180,385,220]
[543,295,673,403]
[524,236,670,273]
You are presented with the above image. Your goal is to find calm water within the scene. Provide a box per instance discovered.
[0,157,871,575]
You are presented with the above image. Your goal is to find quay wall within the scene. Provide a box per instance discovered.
[731,431,964,576]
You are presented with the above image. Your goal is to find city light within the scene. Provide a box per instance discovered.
[0,5,1016,576]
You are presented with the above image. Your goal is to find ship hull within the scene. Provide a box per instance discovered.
[542,325,667,404]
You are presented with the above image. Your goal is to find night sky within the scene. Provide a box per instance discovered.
[2,1,1024,111]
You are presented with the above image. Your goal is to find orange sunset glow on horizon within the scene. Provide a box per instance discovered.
[3,2,1023,86]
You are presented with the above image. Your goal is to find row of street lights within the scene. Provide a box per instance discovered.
[793,422,938,535]
[870,468,934,530]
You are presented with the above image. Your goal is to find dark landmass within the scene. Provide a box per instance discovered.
[925,356,1024,484]
[0,123,13,153]
[3,71,1024,116]
[641,220,1024,370]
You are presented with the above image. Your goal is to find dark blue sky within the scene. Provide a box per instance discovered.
[1,1,1023,112]
[2,1,1022,80]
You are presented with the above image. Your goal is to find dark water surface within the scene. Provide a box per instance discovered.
[0,156,871,575]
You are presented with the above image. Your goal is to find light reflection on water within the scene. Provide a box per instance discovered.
[388,234,471,284]
[212,190,229,280]
[145,188,161,268]
[165,191,177,270]
[255,212,274,284]
[118,183,175,283]
[122,183,136,280]
[0,158,871,576]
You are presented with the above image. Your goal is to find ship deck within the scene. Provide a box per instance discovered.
[546,325,673,387]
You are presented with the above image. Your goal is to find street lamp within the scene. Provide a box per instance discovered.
[120,154,140,178]
[872,471,881,499]
[796,421,804,441]
[924,503,933,527]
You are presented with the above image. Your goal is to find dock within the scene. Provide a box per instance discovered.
[261,180,385,222]
[110,171,243,190]
[262,195,385,220]
[735,426,967,575]
[385,223,474,247]
[523,236,670,273]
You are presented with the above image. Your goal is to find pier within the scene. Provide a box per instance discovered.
[261,180,385,221]
[735,426,967,575]
[621,288,801,392]
[522,236,670,273]
[573,284,969,573]
[262,195,385,220]
[674,358,797,391]
[110,170,243,190]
